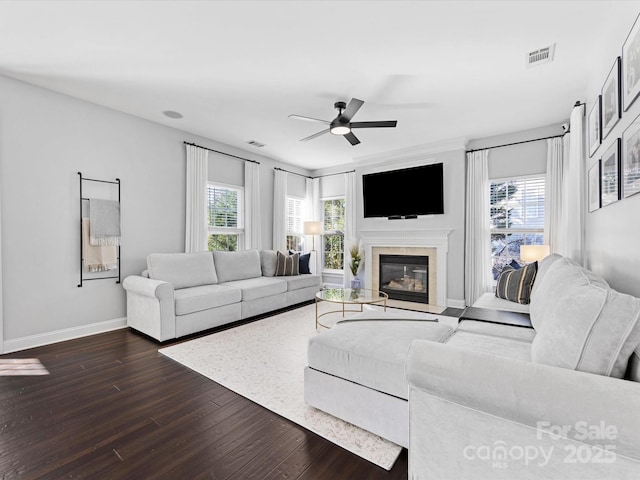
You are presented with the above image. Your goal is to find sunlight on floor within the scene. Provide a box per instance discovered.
[0,358,50,376]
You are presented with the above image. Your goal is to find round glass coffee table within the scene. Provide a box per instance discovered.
[315,288,389,329]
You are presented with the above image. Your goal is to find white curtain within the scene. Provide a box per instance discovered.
[343,171,357,288]
[305,177,321,274]
[464,149,491,306]
[185,144,209,253]
[563,104,585,264]
[272,169,287,251]
[545,137,565,254]
[244,161,262,250]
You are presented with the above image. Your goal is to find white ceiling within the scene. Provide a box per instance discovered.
[0,1,636,170]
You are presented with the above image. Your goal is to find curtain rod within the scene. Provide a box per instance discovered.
[274,167,312,179]
[274,167,356,179]
[467,100,584,154]
[183,141,260,164]
[465,133,566,154]
[315,169,356,179]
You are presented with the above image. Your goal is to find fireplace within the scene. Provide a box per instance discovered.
[379,254,429,303]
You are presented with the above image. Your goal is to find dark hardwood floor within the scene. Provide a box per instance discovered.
[0,322,408,479]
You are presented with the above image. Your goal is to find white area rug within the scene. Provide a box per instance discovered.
[159,303,454,470]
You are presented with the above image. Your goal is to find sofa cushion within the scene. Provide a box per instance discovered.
[308,316,453,399]
[282,273,321,291]
[495,261,537,304]
[220,276,287,302]
[530,256,608,332]
[529,253,562,304]
[213,250,262,283]
[445,330,533,363]
[274,251,299,276]
[530,257,640,378]
[260,250,278,277]
[147,252,217,289]
[174,284,242,316]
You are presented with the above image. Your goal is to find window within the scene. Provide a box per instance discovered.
[207,182,244,251]
[490,175,545,280]
[322,198,345,270]
[286,197,304,251]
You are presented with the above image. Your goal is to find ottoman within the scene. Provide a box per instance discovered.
[304,311,454,447]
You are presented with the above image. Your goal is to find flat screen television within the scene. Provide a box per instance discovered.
[362,163,444,218]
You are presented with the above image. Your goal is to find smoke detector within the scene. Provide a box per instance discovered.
[526,44,556,68]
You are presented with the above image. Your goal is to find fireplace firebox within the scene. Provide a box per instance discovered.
[379,254,429,303]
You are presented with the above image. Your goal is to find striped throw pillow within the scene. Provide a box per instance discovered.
[495,261,538,304]
[274,251,300,276]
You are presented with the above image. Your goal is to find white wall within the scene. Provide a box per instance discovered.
[583,3,640,297]
[0,74,311,350]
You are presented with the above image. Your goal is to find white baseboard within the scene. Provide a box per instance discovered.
[3,317,127,354]
[447,298,466,309]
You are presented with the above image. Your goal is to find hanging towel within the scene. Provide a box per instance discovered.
[89,199,121,246]
[83,218,118,272]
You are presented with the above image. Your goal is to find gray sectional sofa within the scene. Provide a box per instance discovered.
[304,254,640,479]
[123,249,321,341]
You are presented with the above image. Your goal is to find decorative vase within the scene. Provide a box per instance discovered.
[350,276,361,289]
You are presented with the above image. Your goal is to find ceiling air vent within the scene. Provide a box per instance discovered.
[526,43,555,68]
[246,140,265,148]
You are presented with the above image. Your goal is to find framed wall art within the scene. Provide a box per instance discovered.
[623,13,640,111]
[600,138,621,207]
[622,113,640,198]
[588,161,601,212]
[588,96,601,157]
[601,57,621,139]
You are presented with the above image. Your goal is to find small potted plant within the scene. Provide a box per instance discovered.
[349,243,363,289]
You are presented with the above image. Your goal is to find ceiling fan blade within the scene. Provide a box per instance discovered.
[344,132,361,146]
[300,129,330,142]
[289,114,331,125]
[350,120,398,129]
[339,98,364,122]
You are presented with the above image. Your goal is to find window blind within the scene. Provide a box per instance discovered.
[490,176,545,231]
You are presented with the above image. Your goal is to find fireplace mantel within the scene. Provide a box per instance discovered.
[359,230,450,307]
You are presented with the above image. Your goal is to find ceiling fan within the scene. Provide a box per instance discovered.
[289,98,397,146]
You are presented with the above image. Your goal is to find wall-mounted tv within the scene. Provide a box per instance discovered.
[362,163,444,218]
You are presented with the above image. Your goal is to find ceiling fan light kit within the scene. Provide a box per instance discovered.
[290,98,397,146]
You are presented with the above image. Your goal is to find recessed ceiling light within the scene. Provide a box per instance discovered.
[163,110,183,119]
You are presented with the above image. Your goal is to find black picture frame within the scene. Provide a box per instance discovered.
[600,138,621,207]
[602,57,621,139]
[588,96,601,157]
[622,113,640,198]
[623,13,640,111]
[588,161,601,212]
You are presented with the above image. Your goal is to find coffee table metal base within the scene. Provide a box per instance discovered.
[314,288,388,329]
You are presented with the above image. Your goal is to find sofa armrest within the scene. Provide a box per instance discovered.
[123,275,173,299]
[406,340,640,479]
[122,275,176,341]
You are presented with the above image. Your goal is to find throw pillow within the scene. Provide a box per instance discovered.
[530,257,640,378]
[289,250,311,274]
[299,253,311,274]
[275,251,300,276]
[495,261,538,304]
[508,259,522,270]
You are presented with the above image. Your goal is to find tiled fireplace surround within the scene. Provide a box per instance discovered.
[359,230,450,308]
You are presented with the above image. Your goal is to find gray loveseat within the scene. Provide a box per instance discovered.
[305,254,640,479]
[123,249,321,341]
